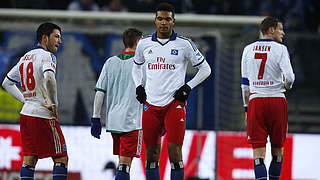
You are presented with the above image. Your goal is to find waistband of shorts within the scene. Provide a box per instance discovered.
[145,100,173,110]
[249,93,285,101]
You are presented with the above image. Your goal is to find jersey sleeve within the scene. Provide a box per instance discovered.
[95,62,108,92]
[185,38,205,67]
[279,45,295,88]
[241,46,249,85]
[6,64,20,83]
[42,53,56,74]
[133,40,145,65]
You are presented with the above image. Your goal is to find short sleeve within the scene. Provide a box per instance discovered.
[7,64,20,83]
[42,53,56,74]
[95,62,108,92]
[185,38,205,67]
[133,40,145,65]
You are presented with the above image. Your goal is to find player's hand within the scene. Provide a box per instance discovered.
[174,84,191,102]
[91,117,102,139]
[41,104,58,119]
[136,85,147,104]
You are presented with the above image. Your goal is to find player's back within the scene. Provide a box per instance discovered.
[16,47,56,119]
[242,39,290,94]
[103,53,142,132]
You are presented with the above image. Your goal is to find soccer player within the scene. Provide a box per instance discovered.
[1,22,68,180]
[90,28,143,180]
[131,3,211,180]
[241,16,295,180]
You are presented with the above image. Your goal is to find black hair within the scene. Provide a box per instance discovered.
[155,2,175,19]
[260,16,280,35]
[36,22,61,43]
[122,28,143,48]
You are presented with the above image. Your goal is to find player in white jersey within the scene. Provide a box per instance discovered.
[91,28,143,180]
[241,16,295,180]
[2,23,68,180]
[131,3,211,180]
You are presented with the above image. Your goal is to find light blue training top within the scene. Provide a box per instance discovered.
[95,52,142,133]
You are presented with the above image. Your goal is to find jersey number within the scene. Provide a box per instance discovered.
[254,53,267,79]
[19,62,35,92]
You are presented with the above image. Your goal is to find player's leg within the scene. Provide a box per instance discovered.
[20,156,38,180]
[247,98,268,180]
[51,119,68,180]
[116,156,133,180]
[166,100,186,180]
[142,103,164,180]
[253,146,267,180]
[114,130,143,180]
[52,156,68,180]
[268,97,288,180]
[20,114,38,179]
[269,147,283,180]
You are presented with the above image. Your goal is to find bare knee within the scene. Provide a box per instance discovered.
[146,145,161,162]
[23,156,38,167]
[119,156,133,167]
[271,147,283,156]
[253,147,266,159]
[53,156,68,166]
[167,143,182,162]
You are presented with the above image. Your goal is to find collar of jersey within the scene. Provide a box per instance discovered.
[117,51,135,60]
[33,45,45,50]
[258,39,275,42]
[152,31,177,45]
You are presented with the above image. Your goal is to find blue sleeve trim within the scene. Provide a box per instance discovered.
[6,75,19,84]
[43,69,54,74]
[193,59,205,67]
[241,77,249,85]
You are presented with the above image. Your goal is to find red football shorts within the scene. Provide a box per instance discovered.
[111,130,143,158]
[247,97,288,149]
[142,100,186,147]
[20,114,68,159]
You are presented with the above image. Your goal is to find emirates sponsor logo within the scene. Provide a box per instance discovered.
[148,57,176,70]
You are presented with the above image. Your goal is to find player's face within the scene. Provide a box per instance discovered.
[272,22,285,43]
[46,29,62,53]
[155,11,175,38]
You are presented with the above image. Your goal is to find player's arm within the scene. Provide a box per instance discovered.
[2,64,25,103]
[91,90,104,139]
[92,90,105,118]
[91,62,108,139]
[43,70,58,119]
[174,40,211,102]
[2,77,25,103]
[186,60,211,89]
[132,40,146,104]
[280,46,295,90]
[241,47,250,126]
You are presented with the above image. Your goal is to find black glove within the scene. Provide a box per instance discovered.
[91,117,101,139]
[174,84,191,102]
[136,85,147,104]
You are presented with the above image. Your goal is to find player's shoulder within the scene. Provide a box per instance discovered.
[176,35,197,51]
[139,35,153,43]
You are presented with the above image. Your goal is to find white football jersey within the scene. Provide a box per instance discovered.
[134,31,205,106]
[241,39,295,94]
[6,46,57,119]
